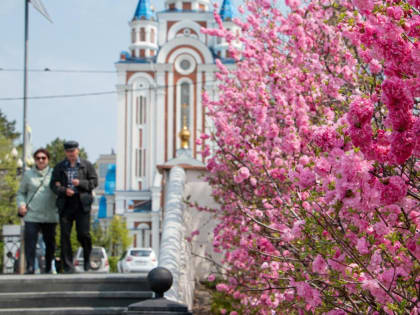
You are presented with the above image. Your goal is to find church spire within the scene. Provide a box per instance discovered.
[219,0,235,21]
[133,0,153,20]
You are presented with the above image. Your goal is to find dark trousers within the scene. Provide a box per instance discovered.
[59,196,92,272]
[24,221,56,273]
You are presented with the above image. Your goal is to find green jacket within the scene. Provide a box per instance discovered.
[16,166,59,223]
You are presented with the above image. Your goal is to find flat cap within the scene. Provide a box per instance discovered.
[63,140,79,150]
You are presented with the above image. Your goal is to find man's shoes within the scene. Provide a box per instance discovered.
[84,261,90,272]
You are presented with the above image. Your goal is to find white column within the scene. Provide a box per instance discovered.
[128,84,136,190]
[167,70,174,160]
[116,84,127,192]
[155,71,166,167]
[158,20,167,46]
[146,229,151,247]
[115,196,124,215]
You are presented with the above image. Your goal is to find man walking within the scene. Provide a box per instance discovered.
[50,141,98,273]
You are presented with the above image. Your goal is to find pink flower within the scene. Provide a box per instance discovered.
[208,274,216,282]
[295,282,322,307]
[312,254,328,274]
[348,97,374,126]
[352,0,374,12]
[247,150,263,166]
[379,176,407,205]
[234,167,250,183]
[216,283,229,292]
[369,59,382,74]
[356,238,370,255]
[285,0,300,10]
[298,168,316,189]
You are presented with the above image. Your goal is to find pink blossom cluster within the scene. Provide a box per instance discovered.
[199,0,419,313]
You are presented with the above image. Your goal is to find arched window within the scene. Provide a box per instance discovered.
[150,29,155,43]
[131,29,136,43]
[180,82,190,129]
[140,28,146,41]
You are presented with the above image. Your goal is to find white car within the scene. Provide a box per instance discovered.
[117,248,158,273]
[74,247,110,273]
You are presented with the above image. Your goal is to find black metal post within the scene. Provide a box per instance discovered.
[124,267,193,315]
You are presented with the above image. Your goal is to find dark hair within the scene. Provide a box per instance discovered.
[33,148,50,160]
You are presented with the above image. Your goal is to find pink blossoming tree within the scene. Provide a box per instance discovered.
[198,0,420,313]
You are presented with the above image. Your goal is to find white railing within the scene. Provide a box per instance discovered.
[158,166,194,309]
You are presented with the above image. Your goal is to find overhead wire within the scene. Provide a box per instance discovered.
[0,68,116,73]
[0,80,221,101]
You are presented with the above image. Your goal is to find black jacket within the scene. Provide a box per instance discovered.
[50,158,98,213]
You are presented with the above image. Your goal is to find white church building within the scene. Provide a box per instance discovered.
[112,0,239,256]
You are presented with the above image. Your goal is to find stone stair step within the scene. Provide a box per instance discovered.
[0,306,126,315]
[0,274,150,293]
[0,291,152,308]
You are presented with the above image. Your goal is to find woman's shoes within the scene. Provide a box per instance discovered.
[24,266,34,274]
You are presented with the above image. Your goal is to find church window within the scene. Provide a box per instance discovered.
[180,59,191,71]
[182,2,192,10]
[169,3,175,10]
[140,28,146,41]
[150,29,155,43]
[199,4,205,11]
[139,129,143,148]
[131,29,136,43]
[137,95,146,125]
[136,148,146,177]
[140,49,145,58]
[174,55,196,75]
[180,82,190,129]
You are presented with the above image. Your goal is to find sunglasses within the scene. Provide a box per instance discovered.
[35,156,47,161]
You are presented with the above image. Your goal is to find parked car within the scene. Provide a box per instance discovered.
[117,248,157,273]
[74,247,110,273]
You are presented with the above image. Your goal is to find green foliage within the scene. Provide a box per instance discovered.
[107,216,132,257]
[91,217,131,270]
[108,256,119,273]
[45,137,88,166]
[0,113,20,228]
[0,111,21,273]
[202,280,240,314]
[0,110,20,141]
[91,221,109,248]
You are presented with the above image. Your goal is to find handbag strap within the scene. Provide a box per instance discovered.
[26,167,51,208]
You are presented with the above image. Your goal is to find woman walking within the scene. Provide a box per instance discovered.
[17,148,58,274]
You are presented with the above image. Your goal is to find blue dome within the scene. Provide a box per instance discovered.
[98,195,107,219]
[105,164,116,195]
[133,0,154,20]
[220,0,237,21]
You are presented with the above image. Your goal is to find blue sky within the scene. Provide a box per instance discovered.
[0,0,162,162]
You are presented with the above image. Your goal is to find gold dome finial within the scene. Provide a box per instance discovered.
[179,104,190,149]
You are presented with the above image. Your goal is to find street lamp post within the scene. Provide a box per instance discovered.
[19,0,52,274]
